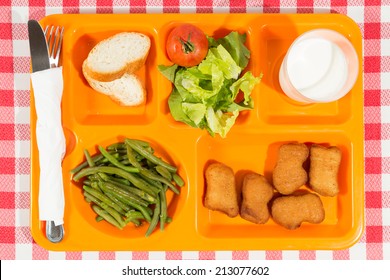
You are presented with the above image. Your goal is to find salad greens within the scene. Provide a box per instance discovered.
[158,31,261,138]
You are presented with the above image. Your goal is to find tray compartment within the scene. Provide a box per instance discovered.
[158,19,261,129]
[64,25,159,126]
[195,131,355,241]
[64,133,189,239]
[252,21,354,125]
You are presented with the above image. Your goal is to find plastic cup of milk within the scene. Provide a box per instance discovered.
[279,29,359,104]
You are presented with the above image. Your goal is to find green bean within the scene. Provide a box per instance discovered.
[94,153,121,165]
[98,145,139,173]
[125,139,177,173]
[83,186,126,215]
[135,153,145,162]
[136,174,163,192]
[124,210,145,226]
[99,182,149,208]
[125,139,152,148]
[90,181,103,193]
[146,159,156,169]
[70,151,118,174]
[107,141,151,151]
[84,149,95,167]
[126,145,142,168]
[117,154,129,161]
[88,174,103,181]
[70,155,101,174]
[111,176,131,186]
[101,180,156,204]
[130,174,161,194]
[172,173,185,187]
[73,166,157,196]
[139,169,179,195]
[106,191,152,222]
[120,159,131,165]
[107,142,126,151]
[126,218,141,227]
[96,216,104,222]
[156,166,172,181]
[134,139,152,147]
[83,179,92,186]
[95,172,110,181]
[98,172,131,186]
[159,187,167,231]
[91,205,123,230]
[115,181,156,203]
[145,197,161,237]
[99,182,152,218]
[84,191,126,228]
[125,209,144,218]
[105,192,132,212]
[143,204,153,216]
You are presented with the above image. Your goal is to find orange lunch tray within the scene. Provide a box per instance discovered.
[30,13,364,251]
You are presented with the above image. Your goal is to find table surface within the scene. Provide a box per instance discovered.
[0,0,389,260]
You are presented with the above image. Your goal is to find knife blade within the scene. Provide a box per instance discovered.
[28,20,50,72]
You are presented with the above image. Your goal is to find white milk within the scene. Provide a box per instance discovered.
[279,29,359,104]
[286,38,348,101]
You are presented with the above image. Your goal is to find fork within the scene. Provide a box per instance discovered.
[44,26,64,68]
[43,25,65,243]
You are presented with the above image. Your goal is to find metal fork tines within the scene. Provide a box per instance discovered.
[44,25,64,68]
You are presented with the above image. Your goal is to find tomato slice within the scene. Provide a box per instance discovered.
[166,24,208,67]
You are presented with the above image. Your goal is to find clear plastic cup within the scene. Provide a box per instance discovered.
[279,29,359,104]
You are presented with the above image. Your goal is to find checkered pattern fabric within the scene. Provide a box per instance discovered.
[0,0,388,260]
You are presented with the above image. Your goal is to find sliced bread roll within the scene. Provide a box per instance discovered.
[83,32,151,82]
[83,61,146,106]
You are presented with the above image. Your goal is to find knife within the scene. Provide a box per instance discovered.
[28,20,50,72]
[28,19,64,243]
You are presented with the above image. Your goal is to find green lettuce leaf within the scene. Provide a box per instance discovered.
[174,68,221,103]
[158,64,179,83]
[167,88,197,128]
[181,103,206,126]
[230,71,261,105]
[227,99,254,112]
[217,31,250,69]
[198,45,241,80]
[205,107,239,138]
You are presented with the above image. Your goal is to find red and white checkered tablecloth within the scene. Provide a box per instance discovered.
[0,0,388,260]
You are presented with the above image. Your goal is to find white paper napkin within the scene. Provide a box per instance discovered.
[31,67,65,226]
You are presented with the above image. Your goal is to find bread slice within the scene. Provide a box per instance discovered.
[83,32,151,82]
[83,61,146,106]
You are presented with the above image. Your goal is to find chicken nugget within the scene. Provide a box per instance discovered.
[271,193,325,230]
[204,162,239,217]
[272,143,309,195]
[240,173,274,224]
[309,144,342,197]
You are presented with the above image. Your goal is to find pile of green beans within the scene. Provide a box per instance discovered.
[71,138,184,237]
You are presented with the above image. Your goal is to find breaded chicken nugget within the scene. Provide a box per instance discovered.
[240,173,274,224]
[204,162,239,217]
[272,143,309,195]
[271,193,325,230]
[309,145,342,197]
